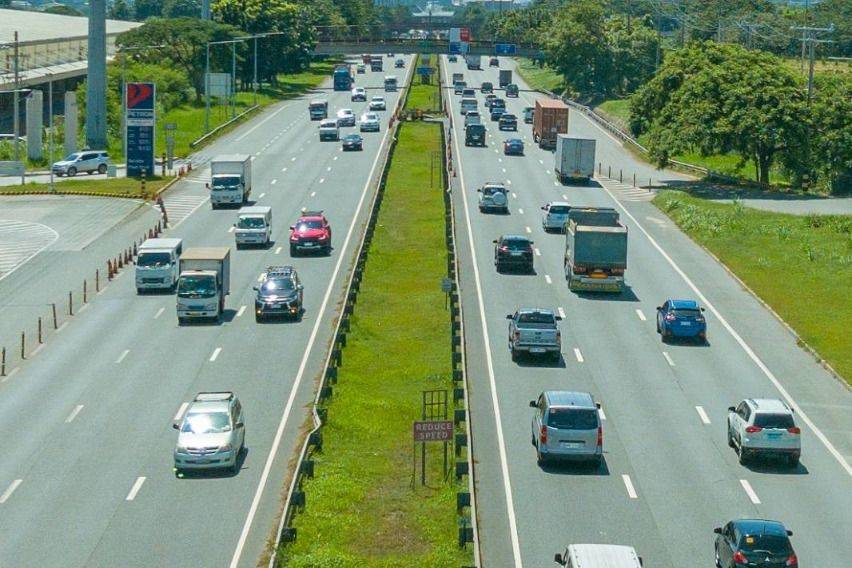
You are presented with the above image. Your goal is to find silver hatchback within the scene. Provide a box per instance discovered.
[530,391,602,466]
[173,392,246,475]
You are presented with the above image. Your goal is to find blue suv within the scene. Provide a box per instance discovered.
[656,299,706,343]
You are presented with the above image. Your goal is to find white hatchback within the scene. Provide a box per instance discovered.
[541,201,572,233]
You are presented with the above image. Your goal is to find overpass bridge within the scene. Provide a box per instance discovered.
[312,38,541,58]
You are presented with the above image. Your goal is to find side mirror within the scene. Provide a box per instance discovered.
[205,183,210,190]
[172,423,180,430]
[529,241,534,245]
[477,188,482,192]
[713,527,722,535]
[297,284,304,290]
[492,239,498,244]
[505,314,512,319]
[236,421,244,428]
[786,530,793,536]
[701,307,706,312]
[541,206,547,211]
[232,223,236,227]
[555,315,562,321]
[289,226,295,231]
[554,553,564,565]
[529,401,536,408]
[656,306,663,310]
[596,402,601,409]
[727,406,736,412]
[252,286,258,291]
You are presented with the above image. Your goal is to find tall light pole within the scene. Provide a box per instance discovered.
[87,0,107,149]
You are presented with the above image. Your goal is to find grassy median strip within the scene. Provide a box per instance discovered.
[405,54,442,113]
[284,122,470,566]
[655,190,851,383]
[0,175,170,198]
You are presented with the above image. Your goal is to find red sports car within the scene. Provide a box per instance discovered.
[289,211,332,256]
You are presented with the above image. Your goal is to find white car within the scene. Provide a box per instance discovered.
[478,183,508,213]
[359,112,381,132]
[541,202,572,232]
[351,87,367,102]
[173,392,245,475]
[369,96,386,111]
[728,398,801,466]
[336,108,356,127]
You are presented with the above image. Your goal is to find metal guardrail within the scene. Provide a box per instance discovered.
[189,105,261,149]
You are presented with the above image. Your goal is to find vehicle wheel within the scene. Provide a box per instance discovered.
[510,348,519,362]
[174,467,182,478]
[177,317,185,326]
[98,163,107,174]
[67,166,77,177]
[211,203,219,210]
[325,245,332,256]
[788,454,800,468]
[531,434,537,447]
[255,313,262,323]
[230,459,239,475]
[727,426,735,448]
[136,287,143,294]
[536,446,547,466]
[290,244,297,256]
[656,320,661,333]
[738,446,748,465]
[714,547,722,568]
[550,351,561,363]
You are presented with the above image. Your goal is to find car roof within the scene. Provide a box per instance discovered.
[505,138,522,143]
[731,519,789,537]
[543,390,596,409]
[519,307,554,316]
[501,234,530,241]
[187,400,231,413]
[547,201,571,207]
[298,211,326,221]
[747,398,792,414]
[670,299,699,309]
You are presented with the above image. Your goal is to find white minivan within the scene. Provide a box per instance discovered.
[554,544,643,567]
[135,238,183,293]
[234,206,272,248]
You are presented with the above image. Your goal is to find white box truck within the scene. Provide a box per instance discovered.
[555,136,596,184]
[135,238,183,293]
[176,248,231,324]
[208,155,252,208]
[234,206,272,248]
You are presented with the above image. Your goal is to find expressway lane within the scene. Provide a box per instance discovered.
[0,54,415,567]
[443,55,852,567]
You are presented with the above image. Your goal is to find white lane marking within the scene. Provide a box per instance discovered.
[538,159,544,164]
[30,344,45,356]
[562,194,568,200]
[597,178,852,477]
[544,274,552,285]
[291,156,296,162]
[258,193,266,199]
[228,226,235,233]
[622,474,638,499]
[573,348,584,363]
[506,179,512,185]
[740,479,761,504]
[230,59,418,568]
[0,367,20,383]
[97,285,108,295]
[441,54,522,568]
[502,168,507,173]
[327,166,332,171]
[275,247,282,255]
[236,305,246,318]
[498,158,503,163]
[235,102,292,142]
[553,181,559,186]
[557,307,566,319]
[77,304,89,314]
[598,406,606,421]
[154,307,165,319]
[55,322,68,333]
[125,477,146,501]
[310,191,316,197]
[525,226,531,234]
[319,178,325,184]
[209,347,222,362]
[534,248,541,256]
[257,274,264,282]
[174,402,189,422]
[518,208,524,214]
[662,351,675,367]
[115,349,130,364]
[512,192,517,199]
[65,405,84,423]
[695,406,711,425]
[333,156,338,161]
[281,167,287,172]
[635,309,646,321]
[0,479,23,504]
[271,179,277,185]
[254,152,261,158]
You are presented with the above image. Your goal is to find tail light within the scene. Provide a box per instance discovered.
[556,330,561,341]
[665,313,676,322]
[611,267,624,275]
[732,551,748,565]
[788,427,801,434]
[499,246,509,253]
[573,265,586,274]
[745,426,763,433]
[539,425,547,445]
[514,330,521,341]
[596,426,603,447]
[695,316,705,323]
[786,553,798,567]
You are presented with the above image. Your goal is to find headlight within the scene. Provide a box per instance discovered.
[219,444,233,452]
[176,445,188,453]
[206,303,218,310]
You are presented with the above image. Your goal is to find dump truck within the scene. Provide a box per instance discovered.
[554,135,596,184]
[208,155,252,208]
[499,69,512,88]
[563,207,627,293]
[533,98,569,150]
[176,248,231,323]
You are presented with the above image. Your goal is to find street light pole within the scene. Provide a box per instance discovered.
[231,42,236,119]
[205,42,211,132]
[253,35,258,106]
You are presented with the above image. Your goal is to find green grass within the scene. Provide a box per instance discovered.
[595,99,631,130]
[405,54,442,113]
[514,57,564,93]
[654,190,852,383]
[283,122,471,566]
[0,175,170,198]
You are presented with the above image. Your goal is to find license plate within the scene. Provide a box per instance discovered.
[510,251,523,256]
[303,242,316,247]
[767,433,781,439]
[560,442,583,448]
[530,347,546,354]
[590,273,607,279]
[681,321,692,326]
[190,305,204,310]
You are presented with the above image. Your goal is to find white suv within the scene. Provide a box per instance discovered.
[727,398,801,467]
[369,96,386,111]
[173,392,246,475]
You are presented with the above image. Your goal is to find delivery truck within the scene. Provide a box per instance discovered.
[554,136,596,184]
[135,238,183,293]
[370,55,383,72]
[208,155,252,208]
[333,64,353,91]
[234,206,272,248]
[563,208,627,293]
[176,248,231,324]
[499,69,512,88]
[533,98,569,150]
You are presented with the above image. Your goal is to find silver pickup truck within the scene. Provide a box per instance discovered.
[507,308,562,363]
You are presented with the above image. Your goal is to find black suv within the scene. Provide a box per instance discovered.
[465,123,486,147]
[714,519,797,568]
[493,235,534,273]
[481,81,493,94]
[254,266,303,321]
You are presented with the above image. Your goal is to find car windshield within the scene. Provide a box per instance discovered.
[506,139,522,145]
[517,311,555,324]
[738,533,792,554]
[547,408,598,430]
[181,411,231,434]
[338,110,353,116]
[177,275,216,298]
[345,135,361,142]
[238,216,265,229]
[753,413,795,429]
[63,153,82,161]
[136,252,171,267]
[212,177,239,188]
[260,278,295,296]
[296,220,323,231]
[483,187,504,195]
[502,114,516,120]
[372,97,383,102]
[673,308,702,318]
[549,205,571,214]
[504,239,530,251]
[492,100,505,108]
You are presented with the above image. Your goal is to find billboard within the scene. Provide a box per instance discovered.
[495,43,517,55]
[125,82,155,177]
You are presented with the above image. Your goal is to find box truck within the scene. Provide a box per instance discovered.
[208,155,252,208]
[176,248,231,323]
[533,99,569,150]
[555,136,596,184]
[234,206,272,248]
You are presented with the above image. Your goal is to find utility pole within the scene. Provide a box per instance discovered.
[13,31,19,161]
[791,24,834,102]
[201,0,210,20]
[627,0,632,34]
[231,42,236,119]
[205,43,211,132]
[679,0,686,47]
[253,35,259,107]
[740,22,763,50]
[655,15,662,71]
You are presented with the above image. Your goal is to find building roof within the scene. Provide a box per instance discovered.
[0,8,139,44]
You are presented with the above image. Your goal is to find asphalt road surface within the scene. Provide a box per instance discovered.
[442,55,852,568]
[0,54,414,567]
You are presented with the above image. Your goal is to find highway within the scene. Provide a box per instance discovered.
[0,54,414,567]
[442,55,852,567]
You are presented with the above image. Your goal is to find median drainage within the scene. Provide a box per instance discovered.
[269,113,476,565]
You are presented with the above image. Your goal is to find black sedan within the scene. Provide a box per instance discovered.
[342,134,363,151]
[499,113,518,131]
[503,138,524,155]
[714,519,797,568]
[493,235,534,273]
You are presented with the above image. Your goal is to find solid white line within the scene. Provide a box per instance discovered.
[55,321,68,334]
[518,208,524,214]
[209,347,222,362]
[544,274,552,284]
[740,479,761,504]
[236,305,246,318]
[234,102,291,142]
[274,247,282,255]
[115,349,130,364]
[125,477,146,501]
[662,351,675,367]
[441,54,523,568]
[573,348,584,363]
[97,285,109,295]
[0,367,20,383]
[557,307,566,319]
[635,309,646,321]
[598,407,606,421]
[229,60,417,568]
[30,344,44,356]
[258,193,266,199]
[65,405,84,423]
[0,479,23,504]
[596,178,852,477]
[154,307,165,319]
[622,474,638,499]
[77,304,89,313]
[174,402,189,422]
[695,406,711,425]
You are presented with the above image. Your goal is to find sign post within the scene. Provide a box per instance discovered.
[125,82,156,178]
[413,389,451,486]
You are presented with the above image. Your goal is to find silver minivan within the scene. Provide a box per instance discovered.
[555,544,643,567]
[530,391,602,466]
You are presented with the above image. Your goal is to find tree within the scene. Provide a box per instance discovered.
[109,0,133,20]
[631,42,806,185]
[44,5,84,17]
[134,0,165,21]
[813,0,852,57]
[807,74,852,193]
[163,0,200,18]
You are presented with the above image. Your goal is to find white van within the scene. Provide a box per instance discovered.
[234,206,272,248]
[460,97,478,115]
[135,238,183,293]
[554,544,643,568]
